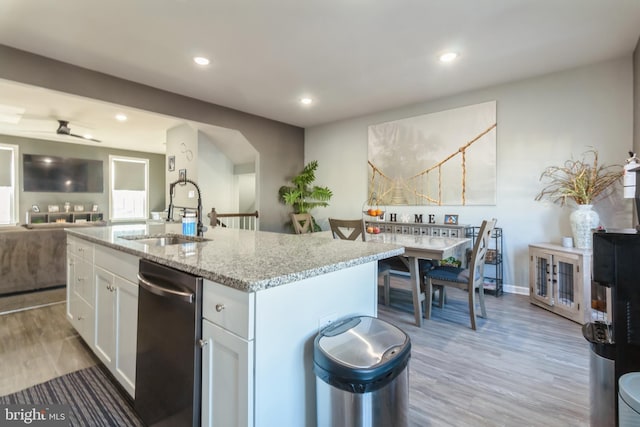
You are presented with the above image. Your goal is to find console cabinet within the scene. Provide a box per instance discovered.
[28,211,104,226]
[364,220,469,237]
[529,243,592,324]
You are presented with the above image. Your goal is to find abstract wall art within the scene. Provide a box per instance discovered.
[368,101,497,206]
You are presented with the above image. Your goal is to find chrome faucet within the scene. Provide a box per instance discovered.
[166,178,206,237]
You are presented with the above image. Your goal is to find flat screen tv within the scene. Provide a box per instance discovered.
[23,154,104,193]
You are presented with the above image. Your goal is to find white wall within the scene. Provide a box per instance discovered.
[166,123,198,217]
[305,57,634,292]
[198,130,236,214]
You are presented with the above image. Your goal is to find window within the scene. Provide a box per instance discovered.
[110,155,149,221]
[0,144,18,225]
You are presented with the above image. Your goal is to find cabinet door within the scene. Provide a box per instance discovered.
[114,275,138,397]
[530,249,553,306]
[95,266,116,365]
[66,253,77,322]
[201,320,253,427]
[551,253,580,315]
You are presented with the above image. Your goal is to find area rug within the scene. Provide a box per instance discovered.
[0,365,144,427]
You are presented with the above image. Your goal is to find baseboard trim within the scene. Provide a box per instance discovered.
[503,284,529,295]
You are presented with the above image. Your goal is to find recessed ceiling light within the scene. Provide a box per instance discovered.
[300,97,313,105]
[115,113,127,122]
[439,52,458,63]
[193,56,210,66]
[83,134,94,140]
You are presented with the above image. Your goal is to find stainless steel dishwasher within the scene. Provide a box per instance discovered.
[135,259,203,427]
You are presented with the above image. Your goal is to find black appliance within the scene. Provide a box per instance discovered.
[135,259,203,427]
[589,230,640,425]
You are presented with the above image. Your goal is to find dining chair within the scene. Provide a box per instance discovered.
[423,218,497,330]
[328,218,392,304]
[291,213,314,234]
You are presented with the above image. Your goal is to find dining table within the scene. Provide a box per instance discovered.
[366,232,472,326]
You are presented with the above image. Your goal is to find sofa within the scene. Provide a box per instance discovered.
[0,227,67,296]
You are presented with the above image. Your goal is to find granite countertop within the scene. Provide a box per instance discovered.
[66,223,404,292]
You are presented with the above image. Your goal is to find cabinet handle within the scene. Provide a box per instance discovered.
[215,304,225,312]
[198,339,208,348]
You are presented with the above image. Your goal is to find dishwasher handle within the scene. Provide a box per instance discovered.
[137,272,194,303]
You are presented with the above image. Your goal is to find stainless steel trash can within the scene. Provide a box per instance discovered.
[314,316,411,427]
[582,322,615,427]
[619,373,640,426]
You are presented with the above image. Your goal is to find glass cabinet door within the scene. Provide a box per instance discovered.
[531,251,553,306]
[553,254,578,311]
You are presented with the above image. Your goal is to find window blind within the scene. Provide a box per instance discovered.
[113,160,145,191]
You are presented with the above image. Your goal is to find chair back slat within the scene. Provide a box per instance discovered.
[291,213,313,234]
[468,218,497,288]
[328,218,366,241]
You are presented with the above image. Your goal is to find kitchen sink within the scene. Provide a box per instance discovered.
[120,233,210,246]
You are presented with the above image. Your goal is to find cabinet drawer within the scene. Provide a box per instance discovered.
[203,280,254,340]
[94,244,138,283]
[68,236,94,262]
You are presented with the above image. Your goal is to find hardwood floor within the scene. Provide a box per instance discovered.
[0,287,66,315]
[378,274,589,427]
[0,301,98,396]
[0,279,590,426]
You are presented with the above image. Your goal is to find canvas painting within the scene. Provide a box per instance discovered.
[368,101,497,206]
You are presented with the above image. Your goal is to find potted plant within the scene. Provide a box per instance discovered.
[279,160,333,232]
[534,149,623,248]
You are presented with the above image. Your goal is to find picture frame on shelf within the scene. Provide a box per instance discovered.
[48,205,59,213]
[92,204,99,212]
[444,214,458,225]
[74,205,84,212]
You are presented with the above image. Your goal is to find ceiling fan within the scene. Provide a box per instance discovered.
[56,120,101,143]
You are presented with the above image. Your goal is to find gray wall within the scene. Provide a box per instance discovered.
[306,57,634,292]
[0,44,304,232]
[1,134,165,222]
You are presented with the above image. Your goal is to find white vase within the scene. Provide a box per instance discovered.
[570,204,600,250]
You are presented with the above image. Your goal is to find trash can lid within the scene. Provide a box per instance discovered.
[619,372,640,413]
[316,316,409,369]
[313,316,411,393]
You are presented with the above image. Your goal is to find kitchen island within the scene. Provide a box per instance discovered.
[65,223,404,427]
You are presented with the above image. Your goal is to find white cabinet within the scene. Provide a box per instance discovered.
[529,243,592,324]
[66,236,95,344]
[66,236,139,397]
[94,245,139,397]
[201,319,254,427]
[201,280,255,427]
[199,262,377,427]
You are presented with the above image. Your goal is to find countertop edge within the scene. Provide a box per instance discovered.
[66,228,405,293]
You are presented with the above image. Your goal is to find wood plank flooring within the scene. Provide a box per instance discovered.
[0,277,590,426]
[0,302,98,396]
[0,287,66,315]
[378,274,589,427]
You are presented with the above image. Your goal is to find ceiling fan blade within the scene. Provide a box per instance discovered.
[56,120,101,142]
[69,132,102,143]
